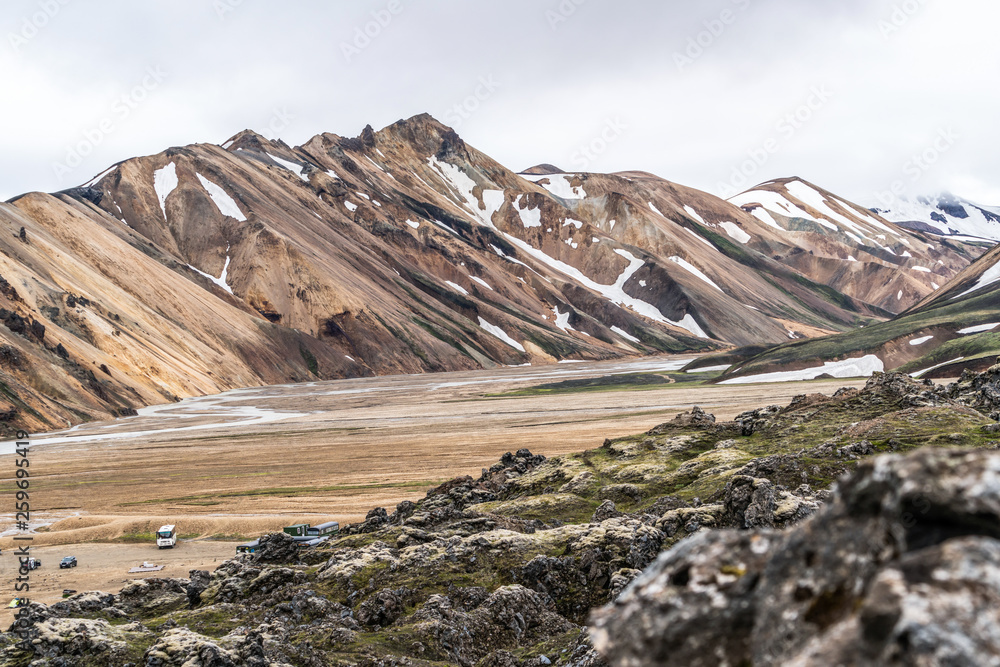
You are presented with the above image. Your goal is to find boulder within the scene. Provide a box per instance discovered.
[591,448,1000,666]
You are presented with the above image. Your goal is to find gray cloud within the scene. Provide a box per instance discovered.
[2,0,997,204]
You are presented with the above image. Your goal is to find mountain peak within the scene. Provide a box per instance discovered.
[221,129,283,153]
[521,164,566,176]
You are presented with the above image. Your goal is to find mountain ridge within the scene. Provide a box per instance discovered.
[0,113,986,434]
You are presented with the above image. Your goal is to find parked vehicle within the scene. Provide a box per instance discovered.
[59,556,78,569]
[236,539,260,555]
[282,523,309,537]
[306,521,340,538]
[296,537,328,548]
[156,525,177,549]
[21,557,41,570]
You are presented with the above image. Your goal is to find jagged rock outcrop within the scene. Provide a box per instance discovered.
[948,358,1000,415]
[9,367,1000,665]
[591,447,1000,666]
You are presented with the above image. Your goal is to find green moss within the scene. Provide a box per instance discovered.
[475,494,600,524]
[299,345,319,376]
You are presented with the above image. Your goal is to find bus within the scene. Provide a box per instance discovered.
[156,525,177,549]
[306,521,340,537]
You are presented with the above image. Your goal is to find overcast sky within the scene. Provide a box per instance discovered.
[2,0,997,206]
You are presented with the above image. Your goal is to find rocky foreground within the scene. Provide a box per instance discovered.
[4,365,1000,666]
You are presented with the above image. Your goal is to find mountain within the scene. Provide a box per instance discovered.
[870,192,1000,242]
[727,178,985,312]
[712,243,1000,383]
[0,114,982,433]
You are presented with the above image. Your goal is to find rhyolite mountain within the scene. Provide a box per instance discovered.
[727,178,985,310]
[0,114,984,433]
[709,242,1000,383]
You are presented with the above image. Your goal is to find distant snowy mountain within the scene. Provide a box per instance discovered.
[726,178,984,311]
[870,193,1000,243]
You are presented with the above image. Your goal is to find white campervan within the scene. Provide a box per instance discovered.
[156,525,177,549]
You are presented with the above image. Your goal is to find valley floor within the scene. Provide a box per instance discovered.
[0,355,868,555]
[0,540,239,629]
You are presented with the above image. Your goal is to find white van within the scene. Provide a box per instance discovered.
[156,525,177,549]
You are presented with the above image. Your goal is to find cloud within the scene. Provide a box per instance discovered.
[1,0,997,205]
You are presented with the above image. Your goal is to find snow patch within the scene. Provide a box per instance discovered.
[953,261,1000,299]
[497,237,708,338]
[267,153,310,181]
[153,162,178,221]
[721,355,884,385]
[720,221,751,244]
[912,358,965,379]
[445,281,468,296]
[478,317,525,352]
[611,326,640,344]
[683,205,706,225]
[406,219,420,229]
[427,156,505,226]
[909,336,934,346]
[188,252,233,295]
[728,189,821,226]
[518,198,543,228]
[344,201,358,212]
[85,165,116,187]
[686,364,732,374]
[470,276,493,291]
[957,323,1000,335]
[196,174,247,221]
[668,256,723,293]
[553,306,574,331]
[749,207,782,230]
[522,174,585,200]
[685,227,716,250]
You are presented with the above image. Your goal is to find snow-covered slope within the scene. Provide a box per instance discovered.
[870,193,1000,242]
[726,178,984,311]
[714,243,1000,383]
